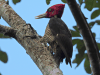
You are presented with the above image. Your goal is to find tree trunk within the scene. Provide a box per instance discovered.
[66,0,100,75]
[0,0,63,75]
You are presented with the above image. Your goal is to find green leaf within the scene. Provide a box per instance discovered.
[70,26,81,37]
[12,0,21,4]
[61,0,67,3]
[72,39,86,54]
[72,39,78,46]
[94,2,100,8]
[46,0,51,5]
[0,50,8,63]
[78,0,83,5]
[73,53,85,68]
[73,26,79,33]
[95,20,100,25]
[93,0,100,8]
[70,30,81,37]
[97,43,100,50]
[91,9,100,19]
[84,54,91,74]
[84,0,96,11]
[0,33,10,38]
[77,40,86,54]
[89,22,95,29]
[92,33,96,38]
[72,39,80,46]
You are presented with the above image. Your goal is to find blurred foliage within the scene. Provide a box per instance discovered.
[0,49,8,63]
[61,0,67,3]
[84,54,91,74]
[91,9,100,19]
[46,0,51,5]
[0,33,10,38]
[84,0,96,11]
[70,26,81,37]
[12,0,21,4]
[70,0,100,74]
[0,33,10,65]
[70,21,100,74]
[0,33,10,75]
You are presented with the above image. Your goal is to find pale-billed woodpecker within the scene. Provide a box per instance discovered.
[35,4,73,67]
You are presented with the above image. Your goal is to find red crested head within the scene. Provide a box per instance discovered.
[46,4,65,18]
[35,4,65,19]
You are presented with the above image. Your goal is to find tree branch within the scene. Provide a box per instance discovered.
[0,24,16,37]
[0,0,63,75]
[66,0,100,75]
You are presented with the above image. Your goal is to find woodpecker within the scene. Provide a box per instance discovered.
[35,4,73,67]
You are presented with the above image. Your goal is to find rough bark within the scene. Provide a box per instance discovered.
[0,0,63,75]
[66,0,100,75]
[0,24,16,37]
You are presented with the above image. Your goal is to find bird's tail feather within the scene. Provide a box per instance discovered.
[55,34,72,67]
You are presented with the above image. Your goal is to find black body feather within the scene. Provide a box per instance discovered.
[40,17,73,67]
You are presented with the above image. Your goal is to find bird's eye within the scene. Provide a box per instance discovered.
[47,8,51,12]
